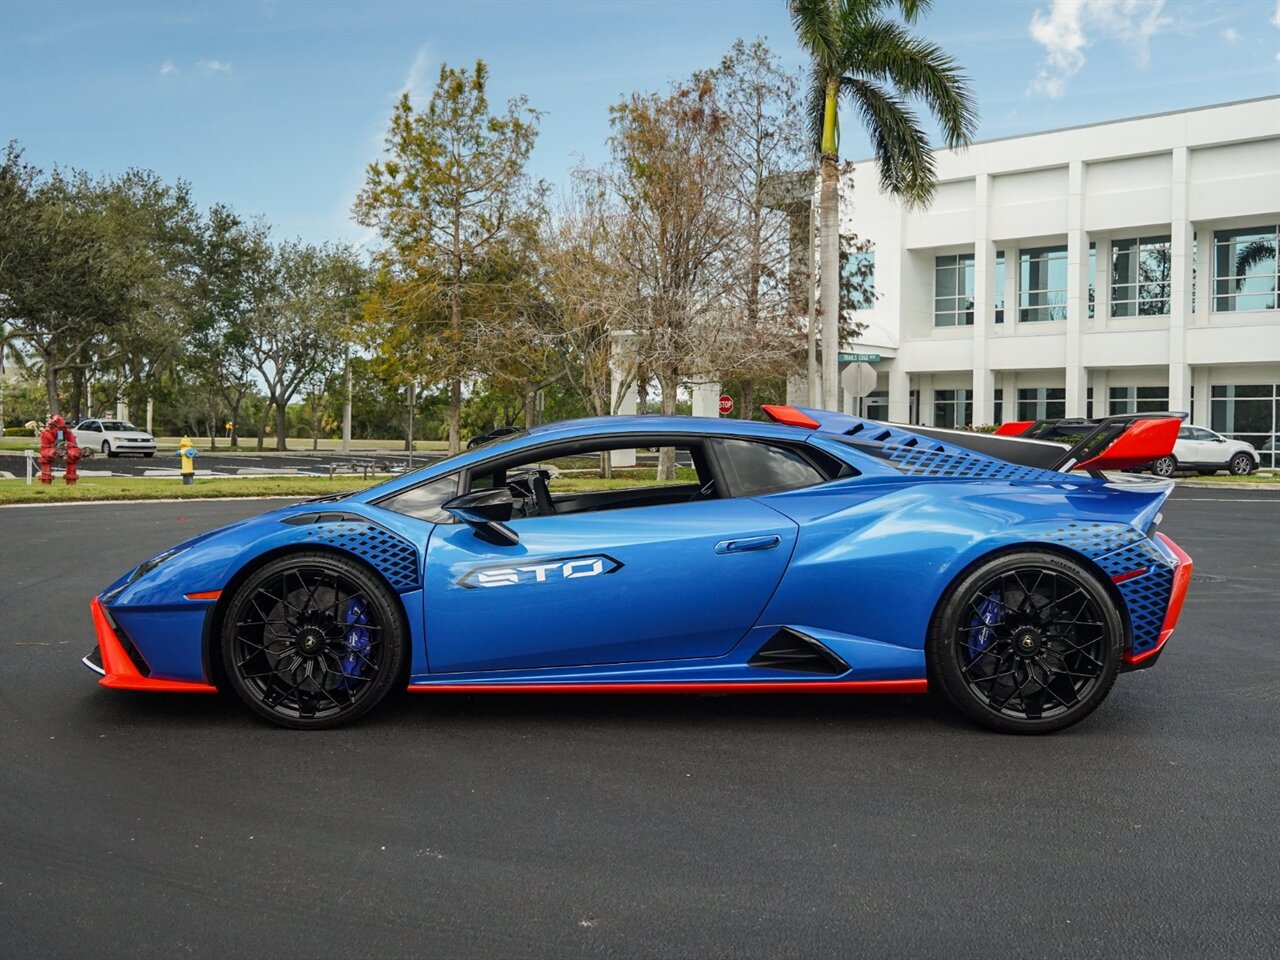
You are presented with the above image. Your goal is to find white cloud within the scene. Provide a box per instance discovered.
[1027,0,1173,98]
[160,60,177,76]
[199,59,232,75]
[401,45,432,104]
[1220,27,1241,44]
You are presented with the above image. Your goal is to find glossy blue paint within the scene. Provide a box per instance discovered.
[90,412,1181,693]
[422,497,798,672]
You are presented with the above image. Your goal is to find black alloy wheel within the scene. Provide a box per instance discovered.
[1228,453,1254,476]
[929,551,1122,734]
[1150,455,1176,478]
[221,552,406,729]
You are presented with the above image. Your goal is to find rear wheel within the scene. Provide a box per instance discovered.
[1150,455,1176,478]
[928,551,1122,734]
[1228,453,1254,476]
[220,552,406,729]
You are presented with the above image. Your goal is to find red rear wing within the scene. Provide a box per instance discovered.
[761,404,1186,476]
[997,413,1186,473]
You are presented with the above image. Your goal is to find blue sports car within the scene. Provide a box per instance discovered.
[83,406,1192,734]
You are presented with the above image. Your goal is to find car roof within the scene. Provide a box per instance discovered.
[350,415,817,502]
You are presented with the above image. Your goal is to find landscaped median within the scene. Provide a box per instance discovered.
[0,475,385,505]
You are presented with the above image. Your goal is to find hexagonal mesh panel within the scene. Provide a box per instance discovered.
[878,444,1064,483]
[300,521,420,592]
[1040,523,1174,656]
[1116,563,1175,655]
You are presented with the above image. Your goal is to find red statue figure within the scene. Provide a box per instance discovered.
[38,414,82,485]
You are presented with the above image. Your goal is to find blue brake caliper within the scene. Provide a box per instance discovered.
[968,592,1003,660]
[339,597,371,688]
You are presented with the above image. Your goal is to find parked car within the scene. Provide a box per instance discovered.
[74,419,157,458]
[82,408,1193,734]
[1149,425,1257,477]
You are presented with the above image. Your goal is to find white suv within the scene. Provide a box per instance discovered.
[1150,425,1258,477]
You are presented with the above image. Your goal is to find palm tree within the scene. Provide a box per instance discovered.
[787,0,977,411]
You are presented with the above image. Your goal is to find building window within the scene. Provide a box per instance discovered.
[1213,226,1278,312]
[1088,242,1096,319]
[862,389,888,422]
[935,253,974,327]
[993,387,1003,424]
[1108,385,1169,415]
[933,389,972,429]
[1112,236,1172,317]
[1211,383,1279,466]
[843,250,875,311]
[1017,387,1065,421]
[994,251,1005,324]
[1018,246,1067,322]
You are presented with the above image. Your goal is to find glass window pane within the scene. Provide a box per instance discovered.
[936,265,957,297]
[717,439,826,497]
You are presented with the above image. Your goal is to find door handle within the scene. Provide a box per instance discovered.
[715,535,782,555]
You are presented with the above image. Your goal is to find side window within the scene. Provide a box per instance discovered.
[1177,427,1194,440]
[715,439,828,497]
[380,474,459,523]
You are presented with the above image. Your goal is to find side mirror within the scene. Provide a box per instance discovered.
[443,488,520,546]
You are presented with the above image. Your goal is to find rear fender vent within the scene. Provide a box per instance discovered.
[748,628,849,676]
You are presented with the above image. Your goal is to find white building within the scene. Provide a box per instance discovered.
[836,96,1280,463]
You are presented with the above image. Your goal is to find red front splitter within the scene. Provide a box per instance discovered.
[89,596,218,693]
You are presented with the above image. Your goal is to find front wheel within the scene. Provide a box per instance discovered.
[102,441,115,458]
[1150,455,1176,478]
[220,552,406,729]
[928,551,1123,734]
[1228,453,1255,476]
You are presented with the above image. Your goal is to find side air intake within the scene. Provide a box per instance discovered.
[748,628,849,676]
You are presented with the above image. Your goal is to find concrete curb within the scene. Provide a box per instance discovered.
[1173,480,1280,492]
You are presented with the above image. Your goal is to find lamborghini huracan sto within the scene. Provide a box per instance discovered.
[84,407,1192,734]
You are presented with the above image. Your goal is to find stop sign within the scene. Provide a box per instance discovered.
[718,395,734,415]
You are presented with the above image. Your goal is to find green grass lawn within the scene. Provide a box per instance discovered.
[0,475,385,505]
[1181,472,1279,484]
[0,436,450,453]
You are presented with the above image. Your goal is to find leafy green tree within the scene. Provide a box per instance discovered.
[787,0,976,409]
[246,241,365,450]
[354,60,542,453]
[0,144,132,414]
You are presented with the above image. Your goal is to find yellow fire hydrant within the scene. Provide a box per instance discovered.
[177,436,199,485]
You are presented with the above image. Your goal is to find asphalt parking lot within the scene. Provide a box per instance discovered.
[1,489,1277,959]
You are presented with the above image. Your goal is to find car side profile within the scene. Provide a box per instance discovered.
[1149,424,1257,477]
[74,419,157,458]
[83,408,1193,735]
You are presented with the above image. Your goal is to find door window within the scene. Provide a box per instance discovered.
[714,438,831,497]
[379,475,459,523]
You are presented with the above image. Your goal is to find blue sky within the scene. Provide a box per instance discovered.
[2,0,1277,247]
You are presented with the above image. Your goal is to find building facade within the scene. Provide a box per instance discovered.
[828,97,1280,463]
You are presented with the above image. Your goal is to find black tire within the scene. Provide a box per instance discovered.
[928,551,1123,734]
[1150,455,1176,478]
[1228,453,1254,476]
[102,440,115,458]
[220,551,406,729]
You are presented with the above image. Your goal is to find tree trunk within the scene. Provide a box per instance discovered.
[274,399,288,451]
[819,151,840,412]
[229,398,241,449]
[44,356,59,415]
[256,402,271,451]
[740,380,755,420]
[70,370,83,422]
[524,382,537,429]
[656,368,678,481]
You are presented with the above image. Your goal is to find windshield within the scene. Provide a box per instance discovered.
[356,429,531,499]
[101,421,140,432]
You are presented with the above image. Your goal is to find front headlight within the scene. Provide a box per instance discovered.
[131,545,189,581]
